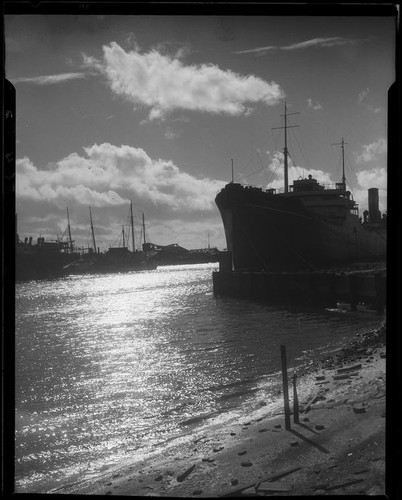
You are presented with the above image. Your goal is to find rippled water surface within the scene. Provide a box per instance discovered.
[15,263,382,492]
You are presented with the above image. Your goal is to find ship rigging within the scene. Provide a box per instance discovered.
[215,105,386,272]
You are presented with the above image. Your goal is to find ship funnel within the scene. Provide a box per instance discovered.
[368,188,381,223]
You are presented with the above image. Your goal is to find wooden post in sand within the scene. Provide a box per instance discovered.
[293,374,299,424]
[280,345,291,431]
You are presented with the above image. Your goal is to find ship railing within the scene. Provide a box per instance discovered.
[287,182,347,192]
[218,181,347,194]
[265,184,344,193]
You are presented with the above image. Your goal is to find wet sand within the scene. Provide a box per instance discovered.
[60,322,385,497]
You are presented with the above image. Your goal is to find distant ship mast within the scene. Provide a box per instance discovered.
[122,225,126,248]
[272,102,299,193]
[130,201,135,252]
[142,212,146,245]
[89,207,97,253]
[66,206,73,252]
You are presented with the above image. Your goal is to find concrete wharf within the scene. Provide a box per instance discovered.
[212,254,386,313]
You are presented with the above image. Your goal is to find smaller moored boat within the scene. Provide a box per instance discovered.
[63,203,157,275]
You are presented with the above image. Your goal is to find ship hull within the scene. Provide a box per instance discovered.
[16,250,79,281]
[62,250,157,275]
[216,184,386,271]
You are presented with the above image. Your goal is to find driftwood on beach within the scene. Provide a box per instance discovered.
[220,466,302,497]
[337,364,362,374]
[176,464,195,483]
[301,394,320,413]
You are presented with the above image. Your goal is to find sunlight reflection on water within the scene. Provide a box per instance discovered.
[15,263,382,492]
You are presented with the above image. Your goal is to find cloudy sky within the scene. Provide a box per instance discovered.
[5,14,394,251]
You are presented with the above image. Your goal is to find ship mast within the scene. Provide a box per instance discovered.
[332,137,348,188]
[66,206,73,253]
[142,212,146,245]
[130,201,135,252]
[89,207,97,254]
[272,102,299,193]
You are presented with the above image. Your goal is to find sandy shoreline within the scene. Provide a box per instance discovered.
[60,321,386,497]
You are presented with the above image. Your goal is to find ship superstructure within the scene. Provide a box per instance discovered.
[215,105,386,271]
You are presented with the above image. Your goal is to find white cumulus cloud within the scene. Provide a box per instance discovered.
[356,167,387,190]
[16,143,225,212]
[355,138,387,164]
[83,42,284,120]
[16,156,127,207]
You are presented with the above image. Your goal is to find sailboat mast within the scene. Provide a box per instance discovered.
[272,102,299,193]
[142,212,146,245]
[130,201,135,252]
[89,207,97,253]
[67,207,73,252]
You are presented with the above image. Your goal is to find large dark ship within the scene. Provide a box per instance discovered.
[215,106,386,272]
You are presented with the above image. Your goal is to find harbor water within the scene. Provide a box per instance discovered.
[15,263,383,493]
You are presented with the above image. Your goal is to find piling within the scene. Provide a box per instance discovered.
[280,345,291,431]
[293,374,299,424]
[212,266,386,309]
